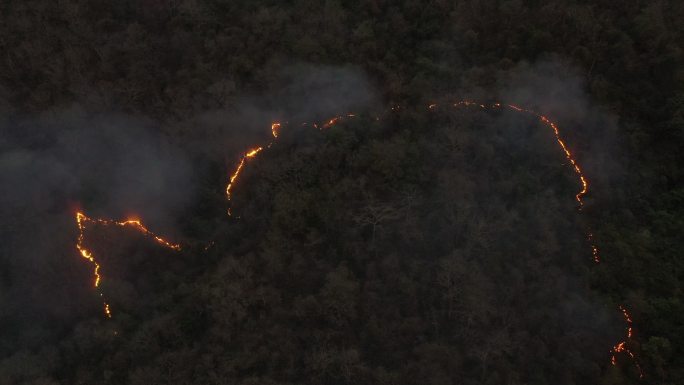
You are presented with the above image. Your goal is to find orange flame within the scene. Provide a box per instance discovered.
[76,210,180,317]
[68,100,643,377]
[225,115,350,214]
[610,305,643,377]
[501,104,588,205]
[271,122,281,138]
[588,233,600,263]
[225,147,265,215]
[450,101,641,377]
[219,101,642,377]
[323,116,343,129]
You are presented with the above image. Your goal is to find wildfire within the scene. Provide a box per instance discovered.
[226,103,601,264]
[453,101,486,108]
[495,104,589,205]
[587,233,600,263]
[225,146,266,215]
[225,115,352,214]
[323,116,343,129]
[610,305,643,377]
[71,99,634,376]
[64,97,642,379]
[75,210,180,317]
[448,101,641,378]
[271,122,281,138]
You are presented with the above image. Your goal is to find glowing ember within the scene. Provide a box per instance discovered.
[588,233,600,263]
[449,101,641,377]
[225,147,265,215]
[323,116,343,129]
[497,104,588,205]
[246,147,263,158]
[222,100,643,377]
[225,115,350,214]
[68,99,643,377]
[609,305,642,377]
[271,122,281,138]
[76,211,180,317]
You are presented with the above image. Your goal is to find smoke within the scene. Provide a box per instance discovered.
[496,59,592,120]
[0,52,636,380]
[489,57,630,359]
[1,106,194,227]
[0,63,379,356]
[179,63,379,170]
[268,63,379,120]
[427,57,632,373]
[495,57,626,191]
[0,105,196,354]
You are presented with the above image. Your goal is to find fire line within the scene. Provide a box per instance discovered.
[75,211,180,318]
[74,99,641,378]
[222,101,643,377]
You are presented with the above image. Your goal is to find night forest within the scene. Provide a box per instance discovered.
[0,1,683,384]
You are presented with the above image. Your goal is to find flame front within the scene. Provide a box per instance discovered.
[226,102,641,376]
[75,211,180,318]
[225,146,265,214]
[68,100,641,376]
[225,114,353,214]
[271,122,281,138]
[611,305,643,377]
[323,116,343,129]
[188,100,644,376]
[502,104,588,205]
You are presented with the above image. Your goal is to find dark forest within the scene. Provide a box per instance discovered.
[1,1,682,384]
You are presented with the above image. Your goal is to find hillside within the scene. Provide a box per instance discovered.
[1,1,683,384]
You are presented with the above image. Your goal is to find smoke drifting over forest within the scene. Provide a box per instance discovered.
[0,64,379,355]
[182,64,379,159]
[1,2,681,384]
[0,59,634,383]
[498,59,626,189]
[0,110,193,351]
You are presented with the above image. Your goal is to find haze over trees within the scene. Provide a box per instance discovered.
[0,1,682,384]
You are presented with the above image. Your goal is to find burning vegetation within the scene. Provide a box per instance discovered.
[72,100,642,378]
[75,211,180,318]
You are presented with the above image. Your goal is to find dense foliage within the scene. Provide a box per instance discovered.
[1,1,682,384]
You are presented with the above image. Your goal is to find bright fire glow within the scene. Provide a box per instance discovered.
[271,123,281,138]
[76,211,180,317]
[450,101,641,377]
[610,305,643,377]
[323,116,343,129]
[225,146,265,215]
[89,99,635,376]
[225,114,353,214]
